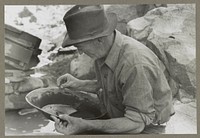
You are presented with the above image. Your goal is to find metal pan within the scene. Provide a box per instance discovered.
[25,87,106,121]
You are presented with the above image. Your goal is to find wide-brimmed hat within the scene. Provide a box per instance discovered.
[62,5,117,47]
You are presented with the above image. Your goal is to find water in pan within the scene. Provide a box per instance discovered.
[41,104,77,117]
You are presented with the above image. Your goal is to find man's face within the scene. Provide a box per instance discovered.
[74,40,103,60]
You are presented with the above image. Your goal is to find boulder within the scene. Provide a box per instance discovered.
[168,77,180,97]
[105,4,166,34]
[5,93,31,110]
[5,83,14,94]
[177,88,195,104]
[17,77,44,93]
[5,77,47,110]
[5,77,44,94]
[127,5,196,98]
[37,53,75,80]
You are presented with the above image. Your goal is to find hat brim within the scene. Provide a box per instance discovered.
[62,13,117,47]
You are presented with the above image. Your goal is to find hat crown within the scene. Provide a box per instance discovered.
[63,5,109,40]
[65,5,102,17]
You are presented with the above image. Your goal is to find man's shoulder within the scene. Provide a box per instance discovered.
[119,39,148,65]
[117,35,161,69]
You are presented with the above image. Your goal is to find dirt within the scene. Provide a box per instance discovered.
[5,110,62,136]
[5,100,197,135]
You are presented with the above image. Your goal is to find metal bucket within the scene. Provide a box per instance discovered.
[25,87,106,121]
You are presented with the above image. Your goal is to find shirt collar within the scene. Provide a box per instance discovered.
[103,30,124,71]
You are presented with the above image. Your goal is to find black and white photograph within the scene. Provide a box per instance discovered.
[4,4,196,136]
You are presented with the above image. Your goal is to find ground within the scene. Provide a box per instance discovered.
[5,100,196,135]
[143,100,197,134]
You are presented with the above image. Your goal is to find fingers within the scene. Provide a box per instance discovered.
[57,74,79,89]
[51,115,60,123]
[60,82,72,89]
[59,114,70,120]
[58,120,68,127]
[51,115,69,124]
[57,75,67,87]
[52,114,82,135]
[57,74,72,87]
[51,115,68,134]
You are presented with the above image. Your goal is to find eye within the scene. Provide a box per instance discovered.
[77,46,82,50]
[75,43,83,47]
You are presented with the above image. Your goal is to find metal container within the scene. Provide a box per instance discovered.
[25,87,106,121]
[5,24,42,70]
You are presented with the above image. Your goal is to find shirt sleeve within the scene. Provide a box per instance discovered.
[125,109,153,126]
[120,64,159,125]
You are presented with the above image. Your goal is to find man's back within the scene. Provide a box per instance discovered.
[95,30,174,125]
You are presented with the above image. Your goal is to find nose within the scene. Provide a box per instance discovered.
[78,48,84,55]
[75,44,84,55]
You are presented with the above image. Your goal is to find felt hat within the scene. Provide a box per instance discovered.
[62,5,117,47]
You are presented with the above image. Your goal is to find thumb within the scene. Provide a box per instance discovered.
[57,75,68,86]
[59,114,70,121]
[60,82,72,88]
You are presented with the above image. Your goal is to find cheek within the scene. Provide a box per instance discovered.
[76,43,97,57]
[77,47,90,56]
[78,49,84,54]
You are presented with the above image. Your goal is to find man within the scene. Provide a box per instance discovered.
[51,5,174,134]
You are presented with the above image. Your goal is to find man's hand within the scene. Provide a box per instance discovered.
[51,113,145,135]
[51,114,87,135]
[57,73,99,94]
[57,74,82,89]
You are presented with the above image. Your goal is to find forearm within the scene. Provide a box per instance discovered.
[83,117,145,134]
[77,79,100,94]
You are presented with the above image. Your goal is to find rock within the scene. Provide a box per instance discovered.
[178,89,195,104]
[5,83,14,94]
[40,76,57,87]
[105,4,165,34]
[51,31,66,48]
[168,77,179,97]
[5,93,31,110]
[127,17,152,45]
[17,77,44,93]
[165,44,196,96]
[47,43,57,52]
[37,53,75,81]
[29,15,37,23]
[38,49,96,84]
[18,7,33,18]
[70,53,96,80]
[37,47,96,85]
[127,5,196,97]
[5,76,46,110]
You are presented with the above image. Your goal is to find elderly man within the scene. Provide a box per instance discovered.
[51,5,174,134]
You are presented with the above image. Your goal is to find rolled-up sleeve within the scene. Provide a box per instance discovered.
[120,64,159,125]
[125,109,152,126]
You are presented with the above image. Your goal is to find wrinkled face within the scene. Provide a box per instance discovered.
[74,39,106,60]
